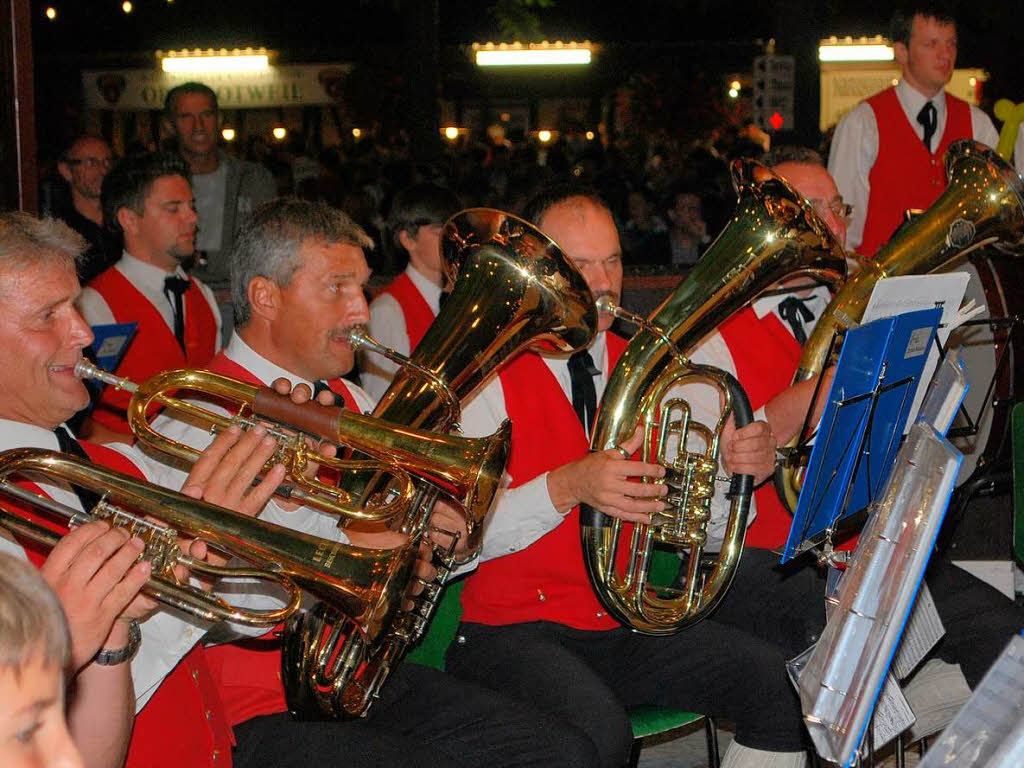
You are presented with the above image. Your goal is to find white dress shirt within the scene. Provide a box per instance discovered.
[458,333,611,562]
[0,418,210,713]
[362,265,442,401]
[1015,123,1024,177]
[78,251,222,350]
[828,79,999,252]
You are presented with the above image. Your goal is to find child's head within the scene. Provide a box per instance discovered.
[387,183,461,278]
[0,552,82,768]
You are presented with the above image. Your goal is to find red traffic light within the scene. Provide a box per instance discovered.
[770,112,784,131]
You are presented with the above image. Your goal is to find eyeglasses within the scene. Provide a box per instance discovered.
[66,157,113,170]
[808,197,852,222]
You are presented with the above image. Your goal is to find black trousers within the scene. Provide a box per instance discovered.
[232,662,597,768]
[710,547,1024,688]
[445,617,808,768]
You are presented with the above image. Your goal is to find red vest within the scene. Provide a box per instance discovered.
[460,334,628,630]
[88,267,218,435]
[2,439,234,768]
[860,87,973,257]
[379,270,436,351]
[201,350,358,727]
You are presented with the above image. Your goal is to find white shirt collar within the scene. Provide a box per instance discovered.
[895,79,947,137]
[224,333,313,389]
[118,250,188,285]
[542,331,610,405]
[405,264,443,315]
[752,284,832,321]
[0,419,83,515]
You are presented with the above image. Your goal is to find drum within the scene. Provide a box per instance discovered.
[945,252,1023,487]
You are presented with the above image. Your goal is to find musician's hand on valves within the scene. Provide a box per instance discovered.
[720,418,775,485]
[428,499,470,559]
[181,422,284,517]
[39,520,152,671]
[547,426,667,524]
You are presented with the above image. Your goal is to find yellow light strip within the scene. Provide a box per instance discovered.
[162,54,269,73]
[818,44,894,62]
[476,48,591,66]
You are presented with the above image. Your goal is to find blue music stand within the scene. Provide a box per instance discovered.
[782,308,942,563]
[89,322,136,374]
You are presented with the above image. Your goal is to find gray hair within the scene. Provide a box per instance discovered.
[0,212,86,292]
[0,552,71,675]
[231,198,374,328]
[761,145,825,169]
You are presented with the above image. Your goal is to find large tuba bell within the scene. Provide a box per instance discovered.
[0,448,414,638]
[776,139,1024,513]
[283,207,599,717]
[584,159,847,635]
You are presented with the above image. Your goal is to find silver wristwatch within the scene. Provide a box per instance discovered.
[93,619,142,666]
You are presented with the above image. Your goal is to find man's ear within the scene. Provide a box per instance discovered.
[117,206,140,238]
[248,275,279,322]
[57,162,73,184]
[397,229,416,254]
[893,41,909,68]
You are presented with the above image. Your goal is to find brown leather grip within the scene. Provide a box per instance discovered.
[252,387,342,439]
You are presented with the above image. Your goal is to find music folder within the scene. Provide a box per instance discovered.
[782,307,941,563]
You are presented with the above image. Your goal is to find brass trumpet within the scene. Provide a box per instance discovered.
[75,360,510,530]
[0,448,414,637]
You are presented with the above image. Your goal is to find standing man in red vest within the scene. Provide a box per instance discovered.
[828,5,999,257]
[362,183,460,400]
[0,211,287,768]
[132,198,598,768]
[78,152,221,441]
[446,185,809,768]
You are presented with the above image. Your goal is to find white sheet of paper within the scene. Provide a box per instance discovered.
[871,674,918,753]
[892,584,946,680]
[862,274,972,432]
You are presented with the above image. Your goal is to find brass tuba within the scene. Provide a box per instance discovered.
[775,139,1024,513]
[0,448,413,638]
[584,160,847,635]
[283,207,599,717]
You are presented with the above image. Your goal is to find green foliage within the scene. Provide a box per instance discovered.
[488,0,556,41]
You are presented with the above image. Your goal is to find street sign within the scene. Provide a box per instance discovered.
[753,54,795,132]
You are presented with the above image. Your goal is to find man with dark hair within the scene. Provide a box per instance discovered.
[78,151,220,439]
[446,185,810,768]
[164,82,276,335]
[828,4,998,256]
[362,182,461,399]
[55,135,121,283]
[665,186,710,266]
[132,197,598,768]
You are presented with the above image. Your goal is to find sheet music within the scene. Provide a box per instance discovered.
[863,274,971,431]
[921,635,1024,768]
[871,674,917,752]
[892,584,946,680]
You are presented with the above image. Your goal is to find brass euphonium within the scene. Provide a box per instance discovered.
[0,448,413,638]
[584,159,847,635]
[775,139,1024,513]
[284,207,599,717]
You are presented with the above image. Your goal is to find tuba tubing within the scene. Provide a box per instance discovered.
[775,139,1024,513]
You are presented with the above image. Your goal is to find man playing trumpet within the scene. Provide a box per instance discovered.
[131,197,597,768]
[0,211,285,768]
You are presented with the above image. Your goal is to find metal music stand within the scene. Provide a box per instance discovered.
[781,308,943,565]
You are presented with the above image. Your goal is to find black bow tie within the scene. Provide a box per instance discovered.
[778,296,816,345]
[311,380,344,407]
[163,275,190,351]
[917,101,938,152]
[53,427,102,512]
[568,350,600,434]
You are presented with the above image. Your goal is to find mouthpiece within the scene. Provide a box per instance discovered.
[595,295,618,315]
[343,325,372,351]
[74,359,138,393]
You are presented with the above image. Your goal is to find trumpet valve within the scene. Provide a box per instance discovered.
[93,499,181,575]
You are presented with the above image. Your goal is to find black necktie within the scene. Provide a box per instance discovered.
[163,275,190,352]
[778,296,815,345]
[53,427,102,512]
[311,380,344,407]
[568,350,600,434]
[917,101,938,152]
